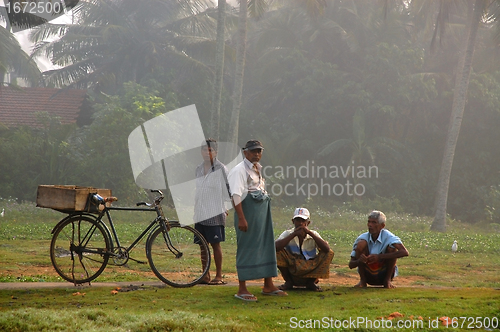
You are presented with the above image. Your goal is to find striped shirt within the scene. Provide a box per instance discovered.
[194,159,230,226]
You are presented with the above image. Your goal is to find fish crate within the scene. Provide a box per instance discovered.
[36,185,112,213]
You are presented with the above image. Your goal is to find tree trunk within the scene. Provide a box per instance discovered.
[228,0,247,146]
[431,0,483,231]
[210,0,226,140]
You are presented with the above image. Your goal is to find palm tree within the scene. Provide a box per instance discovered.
[228,0,332,145]
[210,0,226,140]
[29,0,216,92]
[382,0,500,231]
[0,2,42,85]
[227,0,271,145]
[426,0,497,231]
[0,26,40,85]
[227,0,248,146]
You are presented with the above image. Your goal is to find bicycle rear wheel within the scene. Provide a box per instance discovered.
[50,215,111,284]
[147,223,210,287]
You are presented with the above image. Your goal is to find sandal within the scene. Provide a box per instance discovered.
[261,289,288,296]
[234,294,257,302]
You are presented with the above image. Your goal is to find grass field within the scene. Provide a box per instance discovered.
[0,200,499,331]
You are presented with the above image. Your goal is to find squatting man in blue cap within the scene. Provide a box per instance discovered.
[349,210,409,288]
[275,207,334,292]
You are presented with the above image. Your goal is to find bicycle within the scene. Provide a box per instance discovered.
[49,189,211,287]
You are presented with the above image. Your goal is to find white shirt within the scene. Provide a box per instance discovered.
[276,228,324,260]
[228,158,266,197]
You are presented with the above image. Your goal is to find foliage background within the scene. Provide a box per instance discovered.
[1,0,500,226]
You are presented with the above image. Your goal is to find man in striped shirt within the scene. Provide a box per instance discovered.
[275,208,334,292]
[194,138,230,285]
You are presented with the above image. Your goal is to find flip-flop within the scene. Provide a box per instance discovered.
[234,294,257,302]
[261,289,288,296]
[208,279,227,285]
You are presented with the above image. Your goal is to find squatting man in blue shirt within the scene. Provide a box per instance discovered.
[349,210,409,288]
[275,207,334,292]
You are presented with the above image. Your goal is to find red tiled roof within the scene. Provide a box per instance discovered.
[0,86,87,128]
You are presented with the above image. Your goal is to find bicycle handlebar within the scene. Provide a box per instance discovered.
[93,189,163,208]
[135,189,164,207]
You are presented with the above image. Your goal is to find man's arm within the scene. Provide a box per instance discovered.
[232,194,248,232]
[275,231,296,252]
[349,256,359,269]
[349,246,365,269]
[307,230,330,252]
[275,227,330,252]
[221,165,232,204]
[348,238,368,269]
[365,243,409,264]
[349,252,370,269]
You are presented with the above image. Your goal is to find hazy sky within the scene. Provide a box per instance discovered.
[15,30,53,71]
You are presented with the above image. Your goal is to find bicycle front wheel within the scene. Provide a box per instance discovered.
[50,215,111,284]
[147,223,210,287]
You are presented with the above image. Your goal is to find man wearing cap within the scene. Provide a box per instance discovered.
[349,210,409,288]
[228,139,286,301]
[275,207,334,292]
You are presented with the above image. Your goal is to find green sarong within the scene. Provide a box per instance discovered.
[234,190,277,281]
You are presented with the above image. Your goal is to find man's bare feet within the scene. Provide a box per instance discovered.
[353,281,367,288]
[199,275,211,284]
[278,282,294,291]
[384,281,396,289]
[306,281,323,292]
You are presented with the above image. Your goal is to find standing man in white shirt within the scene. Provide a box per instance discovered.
[228,140,287,301]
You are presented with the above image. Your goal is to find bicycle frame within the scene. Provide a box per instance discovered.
[97,205,207,281]
[99,206,160,257]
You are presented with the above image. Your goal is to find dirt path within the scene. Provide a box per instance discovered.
[0,270,426,290]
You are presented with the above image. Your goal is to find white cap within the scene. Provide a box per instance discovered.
[293,207,310,220]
